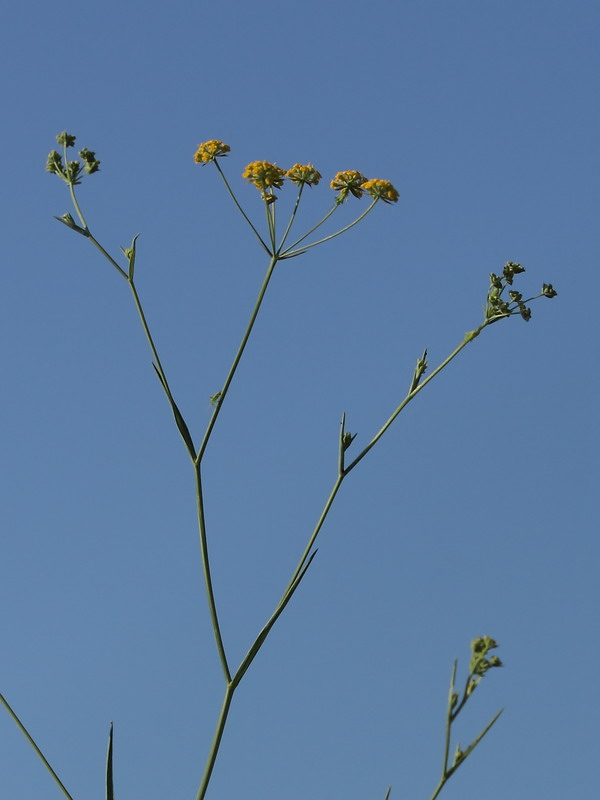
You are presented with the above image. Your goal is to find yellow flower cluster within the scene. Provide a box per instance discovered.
[193,142,399,206]
[194,140,231,164]
[330,170,368,199]
[242,161,286,191]
[286,164,322,187]
[361,179,399,204]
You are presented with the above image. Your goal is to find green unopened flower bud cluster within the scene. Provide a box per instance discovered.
[466,636,502,696]
[46,131,100,186]
[486,262,557,323]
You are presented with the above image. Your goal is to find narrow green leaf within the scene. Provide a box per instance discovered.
[0,693,75,800]
[105,722,114,800]
[446,708,503,778]
[383,787,392,800]
[152,363,196,457]
[172,401,196,456]
[54,214,89,237]
[233,550,317,687]
[461,707,503,761]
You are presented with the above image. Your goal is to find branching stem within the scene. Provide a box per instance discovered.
[196,254,279,464]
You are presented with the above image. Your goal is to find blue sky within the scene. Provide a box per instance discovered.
[1,1,598,799]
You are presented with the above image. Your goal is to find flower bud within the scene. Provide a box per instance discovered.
[56,132,76,148]
[46,150,63,175]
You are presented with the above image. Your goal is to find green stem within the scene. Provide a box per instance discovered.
[344,320,492,474]
[233,317,498,699]
[265,197,276,253]
[128,280,173,400]
[0,694,75,800]
[195,463,231,683]
[281,198,378,257]
[128,279,197,460]
[66,172,127,280]
[280,200,340,254]
[232,550,317,688]
[451,672,474,720]
[428,776,446,800]
[284,474,344,596]
[276,184,304,253]
[195,684,235,800]
[88,234,129,279]
[443,662,457,775]
[214,161,271,254]
[196,254,279,464]
[64,178,172,386]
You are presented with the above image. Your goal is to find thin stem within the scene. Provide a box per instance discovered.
[338,412,346,476]
[195,463,231,683]
[214,161,271,254]
[280,200,340,254]
[67,180,193,458]
[128,279,197,459]
[230,316,500,692]
[428,665,455,800]
[428,776,446,800]
[283,474,344,596]
[66,174,128,280]
[196,254,279,464]
[281,199,378,257]
[443,662,457,775]
[277,184,304,253]
[0,694,75,800]
[232,550,317,689]
[63,143,88,227]
[344,320,492,475]
[451,672,474,720]
[88,234,129,279]
[195,684,235,800]
[65,175,197,458]
[128,280,173,399]
[265,197,276,253]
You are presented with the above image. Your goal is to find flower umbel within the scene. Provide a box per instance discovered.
[361,179,399,204]
[286,164,322,187]
[330,170,367,200]
[46,150,63,175]
[46,133,100,185]
[79,147,101,175]
[242,161,286,191]
[194,140,231,164]
[56,131,77,148]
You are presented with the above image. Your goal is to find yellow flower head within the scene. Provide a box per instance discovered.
[330,170,368,200]
[361,179,399,204]
[194,140,231,164]
[242,161,286,192]
[286,164,322,187]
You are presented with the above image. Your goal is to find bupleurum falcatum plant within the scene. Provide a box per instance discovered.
[1,132,556,800]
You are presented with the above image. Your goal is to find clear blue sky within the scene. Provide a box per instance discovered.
[1,1,598,799]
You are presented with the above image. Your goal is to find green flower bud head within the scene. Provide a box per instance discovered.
[56,131,76,147]
[79,148,101,174]
[46,150,63,174]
